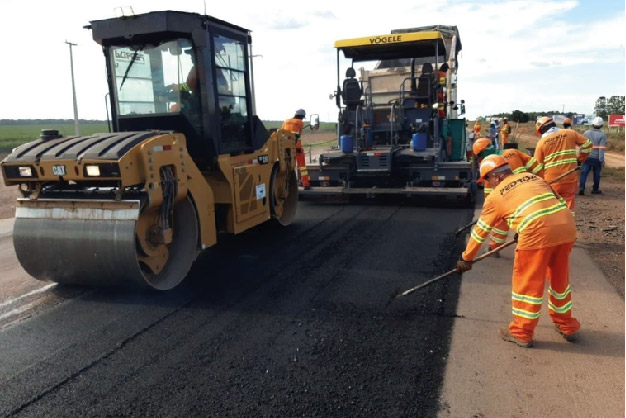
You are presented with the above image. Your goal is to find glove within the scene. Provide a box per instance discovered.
[577,160,581,167]
[514,233,519,243]
[456,258,473,272]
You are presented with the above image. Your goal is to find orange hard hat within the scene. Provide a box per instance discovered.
[472,137,492,157]
[477,154,507,183]
[563,117,572,125]
[536,116,554,136]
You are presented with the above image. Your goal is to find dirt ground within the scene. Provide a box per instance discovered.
[574,176,625,298]
[511,129,625,298]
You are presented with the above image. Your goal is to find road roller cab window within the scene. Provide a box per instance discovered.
[213,34,252,151]
[110,39,201,118]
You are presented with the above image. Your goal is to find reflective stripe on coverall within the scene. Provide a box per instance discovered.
[529,128,592,217]
[462,172,579,342]
[484,149,541,250]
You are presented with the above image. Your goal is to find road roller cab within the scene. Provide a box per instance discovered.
[1,11,298,290]
[89,10,271,170]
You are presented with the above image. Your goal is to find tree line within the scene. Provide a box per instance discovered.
[0,119,106,126]
[488,95,625,123]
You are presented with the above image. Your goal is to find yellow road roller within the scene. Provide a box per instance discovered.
[1,11,299,290]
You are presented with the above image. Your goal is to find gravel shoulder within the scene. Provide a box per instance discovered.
[574,175,625,298]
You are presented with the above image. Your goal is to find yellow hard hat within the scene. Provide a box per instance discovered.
[472,137,492,157]
[536,116,554,136]
[477,154,507,183]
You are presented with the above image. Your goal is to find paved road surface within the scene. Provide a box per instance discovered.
[0,199,473,417]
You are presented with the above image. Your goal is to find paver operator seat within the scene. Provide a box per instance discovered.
[342,67,363,110]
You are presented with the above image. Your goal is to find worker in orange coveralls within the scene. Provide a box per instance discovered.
[282,109,310,189]
[437,63,449,117]
[472,141,541,257]
[500,117,511,148]
[530,116,593,217]
[456,156,580,348]
[473,120,482,137]
[562,118,572,129]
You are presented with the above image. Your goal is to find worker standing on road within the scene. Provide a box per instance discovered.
[489,121,499,150]
[579,117,607,195]
[472,140,540,256]
[456,156,580,348]
[530,116,593,216]
[282,109,310,189]
[563,118,572,129]
[500,118,511,148]
[473,120,482,137]
[437,63,449,118]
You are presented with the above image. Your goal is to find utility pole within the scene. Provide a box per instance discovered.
[65,40,80,136]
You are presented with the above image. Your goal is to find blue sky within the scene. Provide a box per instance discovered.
[0,0,623,122]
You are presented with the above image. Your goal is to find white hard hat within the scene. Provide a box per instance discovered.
[592,116,604,127]
[296,109,306,117]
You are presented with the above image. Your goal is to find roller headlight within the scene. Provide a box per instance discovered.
[85,165,101,177]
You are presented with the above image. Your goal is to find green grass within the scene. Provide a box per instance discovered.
[0,121,336,153]
[263,121,336,132]
[606,131,625,153]
[0,123,109,152]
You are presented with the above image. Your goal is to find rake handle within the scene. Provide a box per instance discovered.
[395,240,516,299]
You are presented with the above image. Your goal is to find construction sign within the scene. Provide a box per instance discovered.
[608,115,625,127]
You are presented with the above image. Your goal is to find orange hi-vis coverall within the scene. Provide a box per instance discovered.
[462,172,579,342]
[530,129,592,217]
[473,121,481,136]
[484,149,541,250]
[281,118,309,188]
[500,122,511,147]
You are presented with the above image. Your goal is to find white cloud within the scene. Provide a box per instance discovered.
[0,0,622,122]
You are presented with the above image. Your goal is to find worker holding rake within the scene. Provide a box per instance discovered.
[456,155,580,348]
[471,140,541,257]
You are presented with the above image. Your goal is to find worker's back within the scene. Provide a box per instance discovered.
[487,172,576,250]
[535,129,591,183]
[282,118,304,135]
[500,149,538,174]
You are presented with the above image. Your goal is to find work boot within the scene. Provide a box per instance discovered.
[487,247,501,258]
[554,324,577,342]
[578,189,585,196]
[591,189,602,195]
[499,327,533,348]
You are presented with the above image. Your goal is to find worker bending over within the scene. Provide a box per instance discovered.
[282,109,310,189]
[472,139,540,255]
[457,156,580,348]
[530,117,592,217]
